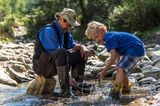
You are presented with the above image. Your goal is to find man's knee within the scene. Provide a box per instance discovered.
[54,48,68,56]
[52,49,69,66]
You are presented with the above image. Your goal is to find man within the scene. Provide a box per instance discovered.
[32,8,88,98]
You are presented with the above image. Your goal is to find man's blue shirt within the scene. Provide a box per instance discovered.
[39,20,75,52]
[105,31,145,56]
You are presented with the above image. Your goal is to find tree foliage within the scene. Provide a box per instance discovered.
[26,0,120,39]
[0,0,160,39]
[108,0,160,34]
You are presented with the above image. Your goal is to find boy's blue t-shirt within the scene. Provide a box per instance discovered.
[105,31,145,56]
[39,20,75,52]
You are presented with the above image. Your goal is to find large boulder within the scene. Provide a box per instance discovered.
[26,76,56,95]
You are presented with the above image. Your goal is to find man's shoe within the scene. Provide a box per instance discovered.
[60,91,73,98]
[72,82,95,93]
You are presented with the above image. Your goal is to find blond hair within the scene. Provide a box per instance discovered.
[85,21,107,39]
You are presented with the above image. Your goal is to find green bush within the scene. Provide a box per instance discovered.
[6,15,15,26]
[0,15,16,36]
[108,0,160,35]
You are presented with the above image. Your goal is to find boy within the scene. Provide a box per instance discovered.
[85,21,145,99]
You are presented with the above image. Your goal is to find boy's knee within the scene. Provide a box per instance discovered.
[115,67,124,74]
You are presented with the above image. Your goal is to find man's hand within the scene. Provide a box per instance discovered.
[80,45,88,61]
[69,77,77,87]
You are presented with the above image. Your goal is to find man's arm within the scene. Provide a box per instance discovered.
[72,43,88,61]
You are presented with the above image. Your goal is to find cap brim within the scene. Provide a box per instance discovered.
[71,21,80,27]
[55,12,61,19]
[55,12,80,27]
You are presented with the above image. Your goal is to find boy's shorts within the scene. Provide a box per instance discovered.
[117,55,143,74]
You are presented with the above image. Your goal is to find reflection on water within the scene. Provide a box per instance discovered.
[0,83,26,105]
[0,79,155,106]
[0,82,60,106]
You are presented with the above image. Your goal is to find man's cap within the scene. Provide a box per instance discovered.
[55,8,80,27]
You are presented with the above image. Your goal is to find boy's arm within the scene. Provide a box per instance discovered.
[104,48,119,71]
[115,54,120,64]
[98,48,119,79]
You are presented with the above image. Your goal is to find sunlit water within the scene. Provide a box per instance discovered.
[0,79,155,106]
[0,82,59,106]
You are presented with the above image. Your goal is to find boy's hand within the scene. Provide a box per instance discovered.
[97,69,106,81]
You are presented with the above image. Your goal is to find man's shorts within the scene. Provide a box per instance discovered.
[117,55,143,74]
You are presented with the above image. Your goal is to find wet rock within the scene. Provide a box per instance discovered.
[145,92,160,105]
[158,79,160,85]
[130,73,145,81]
[127,98,148,106]
[154,44,160,51]
[0,67,18,86]
[142,65,160,80]
[24,58,32,64]
[139,60,152,68]
[143,55,152,61]
[147,48,154,59]
[130,66,142,73]
[26,76,56,95]
[85,65,102,78]
[11,64,26,72]
[0,54,10,61]
[97,48,110,62]
[6,66,32,83]
[138,77,157,86]
[150,51,160,61]
[152,58,160,68]
[88,48,97,57]
[86,59,104,67]
[151,57,160,66]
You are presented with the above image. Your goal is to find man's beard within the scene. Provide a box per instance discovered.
[63,28,69,32]
[63,27,72,32]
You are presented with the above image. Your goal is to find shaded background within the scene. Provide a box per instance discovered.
[0,0,160,41]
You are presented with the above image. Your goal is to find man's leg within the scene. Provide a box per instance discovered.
[68,50,87,82]
[52,48,73,97]
[68,50,96,93]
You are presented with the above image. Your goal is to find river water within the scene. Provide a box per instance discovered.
[0,79,153,106]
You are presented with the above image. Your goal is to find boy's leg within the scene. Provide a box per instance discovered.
[110,55,142,99]
[122,74,132,94]
[123,74,129,87]
[109,67,123,99]
[111,69,131,94]
[117,56,142,95]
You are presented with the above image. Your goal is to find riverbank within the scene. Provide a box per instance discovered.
[0,40,160,105]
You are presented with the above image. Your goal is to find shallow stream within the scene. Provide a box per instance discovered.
[0,79,153,106]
